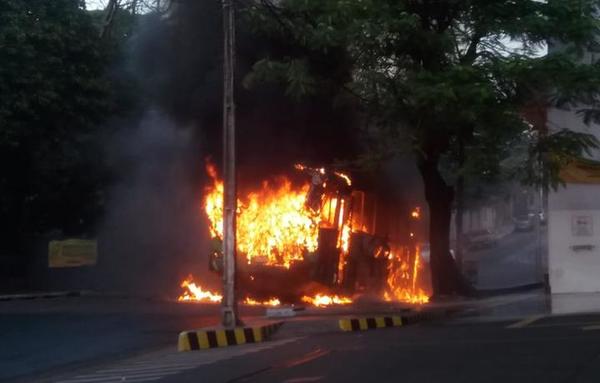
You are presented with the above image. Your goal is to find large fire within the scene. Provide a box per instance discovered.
[179,163,429,306]
[204,164,318,268]
[384,246,429,304]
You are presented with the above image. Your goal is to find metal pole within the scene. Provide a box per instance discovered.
[222,0,239,328]
[455,138,465,273]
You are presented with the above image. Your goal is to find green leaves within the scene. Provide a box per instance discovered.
[524,129,600,191]
[248,0,600,190]
[244,58,316,99]
[0,0,111,139]
[0,0,113,238]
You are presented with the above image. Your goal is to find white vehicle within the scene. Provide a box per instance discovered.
[514,215,534,232]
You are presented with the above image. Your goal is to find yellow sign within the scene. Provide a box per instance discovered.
[48,239,98,268]
[560,158,600,184]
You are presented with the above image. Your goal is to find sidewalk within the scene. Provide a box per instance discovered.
[0,290,86,301]
[277,290,600,336]
[446,290,600,322]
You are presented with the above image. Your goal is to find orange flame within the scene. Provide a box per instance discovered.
[204,166,320,268]
[205,164,224,239]
[178,277,282,306]
[178,276,222,303]
[334,171,352,186]
[301,294,353,307]
[411,207,421,219]
[182,164,361,306]
[384,246,429,304]
[178,277,353,307]
[243,297,281,306]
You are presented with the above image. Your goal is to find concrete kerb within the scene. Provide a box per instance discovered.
[339,315,403,331]
[338,308,458,332]
[0,290,84,301]
[177,321,284,351]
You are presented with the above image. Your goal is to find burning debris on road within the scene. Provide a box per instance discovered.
[178,275,351,308]
[300,294,353,307]
[178,162,429,307]
[178,277,222,303]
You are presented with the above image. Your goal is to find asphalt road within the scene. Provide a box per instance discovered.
[0,226,560,383]
[36,306,600,383]
[0,297,265,382]
[187,313,600,383]
[0,295,419,383]
[7,292,600,383]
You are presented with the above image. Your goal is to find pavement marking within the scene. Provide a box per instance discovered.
[54,337,300,383]
[283,377,325,383]
[506,314,545,329]
[95,363,201,374]
[281,348,331,368]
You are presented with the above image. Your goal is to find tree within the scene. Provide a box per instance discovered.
[0,0,112,255]
[96,0,173,40]
[247,0,600,297]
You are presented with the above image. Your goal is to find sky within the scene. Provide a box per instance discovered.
[83,1,546,56]
[86,0,105,10]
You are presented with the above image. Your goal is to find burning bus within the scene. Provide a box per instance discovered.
[178,163,429,306]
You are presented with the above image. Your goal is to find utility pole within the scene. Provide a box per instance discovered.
[221,0,239,328]
[455,138,465,273]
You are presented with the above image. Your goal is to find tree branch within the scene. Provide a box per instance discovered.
[460,30,483,65]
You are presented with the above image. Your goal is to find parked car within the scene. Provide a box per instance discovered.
[464,229,498,250]
[514,215,534,232]
[538,211,547,226]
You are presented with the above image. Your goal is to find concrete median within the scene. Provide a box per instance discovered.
[339,315,403,331]
[338,309,454,332]
[178,321,284,351]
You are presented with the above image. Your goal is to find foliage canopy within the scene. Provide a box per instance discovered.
[247,0,600,295]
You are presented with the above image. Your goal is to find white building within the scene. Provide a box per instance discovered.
[547,105,600,293]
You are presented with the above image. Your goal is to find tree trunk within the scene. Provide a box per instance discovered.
[100,0,119,40]
[418,154,471,297]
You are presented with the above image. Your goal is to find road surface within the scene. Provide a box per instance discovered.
[172,312,600,383]
[0,296,265,382]
[18,294,600,383]
[0,295,416,383]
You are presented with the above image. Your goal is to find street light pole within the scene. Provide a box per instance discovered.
[222,0,239,328]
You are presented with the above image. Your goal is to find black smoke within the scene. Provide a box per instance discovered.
[92,0,362,295]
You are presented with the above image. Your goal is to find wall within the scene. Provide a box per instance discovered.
[548,185,600,293]
[546,100,600,293]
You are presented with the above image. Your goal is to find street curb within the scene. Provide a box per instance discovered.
[338,309,454,332]
[0,290,83,301]
[476,283,544,297]
[177,321,284,351]
[339,315,403,331]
